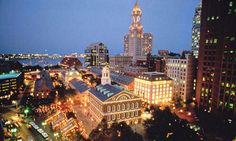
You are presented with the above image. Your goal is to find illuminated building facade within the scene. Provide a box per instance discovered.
[134,72,173,105]
[34,71,54,99]
[85,42,109,67]
[124,1,153,63]
[0,71,22,104]
[89,84,142,125]
[192,3,202,59]
[165,54,194,101]
[60,55,82,69]
[196,0,236,114]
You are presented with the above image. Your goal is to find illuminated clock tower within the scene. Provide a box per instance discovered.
[124,1,153,64]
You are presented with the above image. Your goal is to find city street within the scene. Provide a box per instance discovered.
[1,107,35,141]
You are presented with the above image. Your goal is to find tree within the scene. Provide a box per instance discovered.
[144,107,201,141]
[89,119,143,141]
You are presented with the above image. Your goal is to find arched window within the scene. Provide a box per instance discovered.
[126,112,130,118]
[122,113,125,119]
[117,104,120,111]
[112,114,116,120]
[122,104,125,110]
[107,106,111,112]
[127,103,130,110]
[112,105,116,112]
[117,114,120,119]
[135,102,139,108]
[131,103,134,109]
[131,112,134,117]
[107,115,111,121]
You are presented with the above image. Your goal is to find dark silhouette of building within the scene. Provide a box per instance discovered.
[0,60,22,72]
[146,53,157,72]
[196,0,236,115]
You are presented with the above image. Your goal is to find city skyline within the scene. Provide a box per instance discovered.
[0,0,200,55]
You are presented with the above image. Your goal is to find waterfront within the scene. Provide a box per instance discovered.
[17,58,84,67]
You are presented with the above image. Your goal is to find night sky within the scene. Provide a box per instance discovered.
[0,0,200,55]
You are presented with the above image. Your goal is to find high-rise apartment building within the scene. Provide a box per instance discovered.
[192,3,202,59]
[196,0,236,114]
[124,1,153,63]
[85,42,109,67]
[166,54,194,101]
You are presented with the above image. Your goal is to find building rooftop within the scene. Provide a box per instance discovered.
[60,56,82,68]
[0,71,21,80]
[90,67,134,85]
[70,79,89,93]
[34,71,54,92]
[137,72,172,81]
[89,84,123,102]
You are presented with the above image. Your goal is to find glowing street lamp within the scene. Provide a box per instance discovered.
[54,132,59,139]
[24,109,29,117]
[42,121,46,129]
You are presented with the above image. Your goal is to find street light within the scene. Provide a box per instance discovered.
[24,108,29,117]
[42,121,46,129]
[12,100,17,108]
[54,132,59,140]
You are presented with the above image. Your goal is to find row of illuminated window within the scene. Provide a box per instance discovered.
[0,92,15,99]
[205,38,218,44]
[107,102,139,113]
[207,16,219,21]
[107,111,139,121]
[224,50,236,54]
[219,101,234,110]
[135,83,170,88]
[150,98,171,104]
[221,82,235,88]
[152,94,172,99]
[136,87,172,91]
[143,93,172,99]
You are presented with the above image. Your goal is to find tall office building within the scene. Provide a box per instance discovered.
[166,54,194,101]
[192,3,202,59]
[85,42,109,67]
[124,1,153,63]
[196,0,236,114]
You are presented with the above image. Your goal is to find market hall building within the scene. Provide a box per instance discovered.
[88,84,142,125]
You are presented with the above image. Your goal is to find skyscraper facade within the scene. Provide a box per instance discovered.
[124,1,153,63]
[192,3,202,59]
[166,54,194,102]
[85,42,109,67]
[196,0,236,114]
